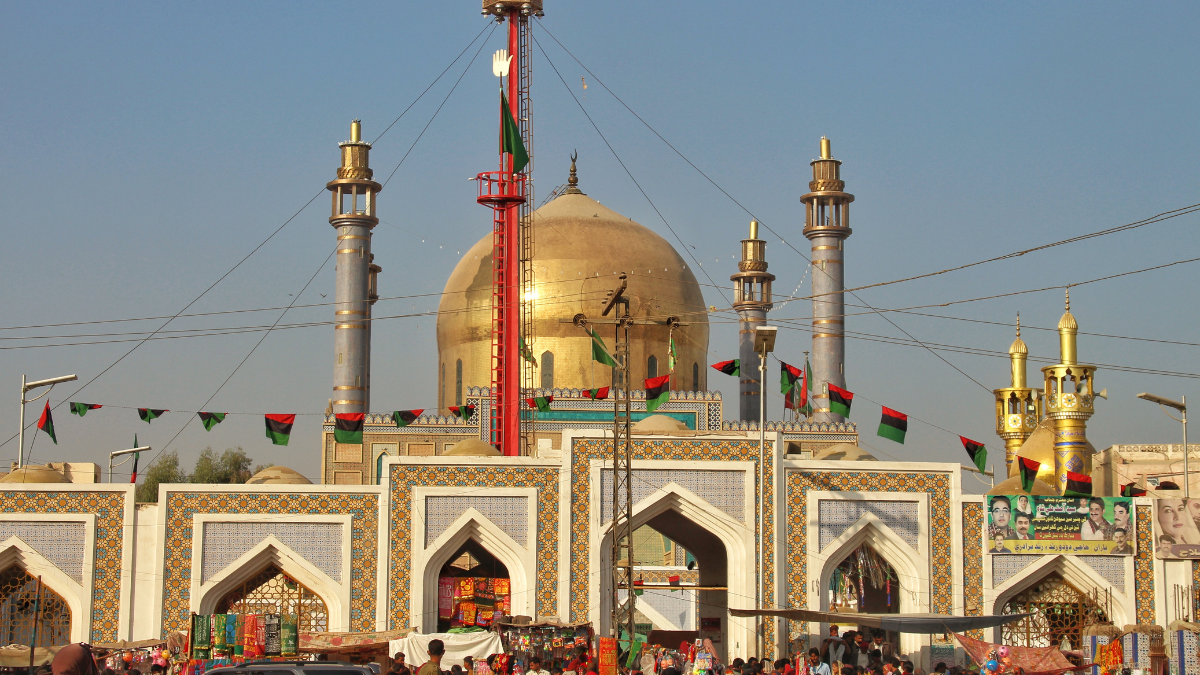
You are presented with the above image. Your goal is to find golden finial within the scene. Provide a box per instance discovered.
[1057,289,1078,364]
[350,119,361,143]
[1016,312,1021,338]
[749,220,759,239]
[820,136,832,160]
[1065,288,1070,312]
[564,150,582,194]
[1009,313,1028,356]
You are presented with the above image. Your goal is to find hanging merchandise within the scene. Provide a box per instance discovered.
[263,614,281,656]
[280,615,298,657]
[225,614,237,655]
[233,614,246,656]
[243,614,261,658]
[212,613,228,655]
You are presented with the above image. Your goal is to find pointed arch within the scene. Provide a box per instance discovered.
[195,536,347,632]
[990,555,1130,640]
[0,538,85,643]
[417,510,532,633]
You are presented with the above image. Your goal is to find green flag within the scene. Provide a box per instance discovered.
[519,336,537,365]
[668,336,677,373]
[197,412,226,432]
[36,401,56,445]
[500,92,529,173]
[590,328,618,367]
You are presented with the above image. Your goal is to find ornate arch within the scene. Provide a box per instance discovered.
[0,565,72,647]
[991,555,1128,642]
[0,538,86,643]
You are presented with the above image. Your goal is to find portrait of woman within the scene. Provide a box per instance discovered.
[1156,499,1200,555]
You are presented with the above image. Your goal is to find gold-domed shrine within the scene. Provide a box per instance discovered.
[436,165,709,412]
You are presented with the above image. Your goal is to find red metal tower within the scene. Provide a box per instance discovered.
[478,0,540,456]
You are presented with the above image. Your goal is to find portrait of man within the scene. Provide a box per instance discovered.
[1014,513,1034,540]
[1080,497,1111,540]
[1110,528,1134,555]
[1112,500,1132,534]
[991,534,1011,553]
[989,496,1017,539]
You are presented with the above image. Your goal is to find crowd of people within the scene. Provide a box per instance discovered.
[385,630,967,675]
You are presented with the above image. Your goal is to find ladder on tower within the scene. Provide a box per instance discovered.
[516,13,536,455]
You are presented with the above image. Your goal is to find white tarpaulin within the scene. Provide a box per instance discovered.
[389,632,505,668]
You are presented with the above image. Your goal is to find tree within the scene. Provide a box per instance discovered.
[135,450,187,503]
[135,447,257,502]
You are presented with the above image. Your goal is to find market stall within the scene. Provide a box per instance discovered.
[389,631,505,668]
[492,620,593,668]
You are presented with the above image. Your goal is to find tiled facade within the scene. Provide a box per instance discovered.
[0,489,127,641]
[201,521,344,583]
[160,491,379,635]
[0,521,87,582]
[820,500,920,550]
[424,495,530,547]
[1134,506,1155,624]
[961,502,983,639]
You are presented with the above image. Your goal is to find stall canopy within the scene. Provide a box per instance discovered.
[300,628,409,654]
[728,609,1031,633]
[0,645,62,668]
[390,631,505,668]
[952,632,1088,674]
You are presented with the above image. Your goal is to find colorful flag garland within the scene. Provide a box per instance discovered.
[69,402,102,417]
[960,436,988,473]
[138,408,168,424]
[449,404,476,422]
[333,413,364,444]
[264,414,295,446]
[877,407,908,444]
[583,387,610,400]
[828,384,854,417]
[526,395,553,412]
[197,412,226,431]
[645,374,670,413]
[710,360,739,377]
[37,401,56,445]
[1019,457,1041,493]
[393,410,424,427]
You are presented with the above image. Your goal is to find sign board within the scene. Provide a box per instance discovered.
[598,637,618,675]
[1152,498,1200,558]
[986,495,1135,555]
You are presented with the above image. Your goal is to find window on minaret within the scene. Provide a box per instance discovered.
[455,359,463,407]
[647,355,658,380]
[541,351,554,390]
[692,362,699,392]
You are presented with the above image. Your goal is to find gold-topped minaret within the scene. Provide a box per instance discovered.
[1042,290,1099,494]
[993,314,1041,475]
[731,219,775,421]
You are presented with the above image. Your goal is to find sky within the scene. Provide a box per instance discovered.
[1,1,1197,489]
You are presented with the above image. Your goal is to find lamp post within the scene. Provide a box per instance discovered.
[18,374,77,468]
[109,445,150,483]
[753,325,776,658]
[1138,392,1189,497]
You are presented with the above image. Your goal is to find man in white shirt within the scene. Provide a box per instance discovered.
[527,657,550,675]
[1080,498,1111,541]
[807,649,831,675]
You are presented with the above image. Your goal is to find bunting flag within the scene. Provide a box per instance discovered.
[711,360,739,377]
[877,407,908,444]
[668,574,681,592]
[1019,457,1041,493]
[645,374,670,413]
[960,436,988,473]
[264,414,295,446]
[1121,482,1148,497]
[334,413,365,444]
[633,579,644,597]
[500,92,530,173]
[138,408,168,424]
[393,410,424,427]
[519,336,537,365]
[449,404,476,422]
[589,328,618,367]
[583,386,610,400]
[526,395,553,413]
[799,357,814,417]
[780,362,803,395]
[197,412,226,431]
[828,384,854,417]
[1064,471,1093,498]
[130,434,139,484]
[69,402,102,417]
[37,401,57,445]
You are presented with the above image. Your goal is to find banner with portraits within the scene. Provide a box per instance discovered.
[986,495,1136,555]
[1152,498,1200,558]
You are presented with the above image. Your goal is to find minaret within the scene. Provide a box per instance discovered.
[801,137,854,423]
[326,120,382,415]
[731,220,775,421]
[1042,291,1098,494]
[993,315,1041,476]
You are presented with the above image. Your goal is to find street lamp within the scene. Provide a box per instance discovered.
[18,374,77,468]
[753,325,776,659]
[1137,392,1189,497]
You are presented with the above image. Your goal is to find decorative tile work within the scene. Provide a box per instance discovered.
[818,500,919,550]
[786,471,953,640]
[570,438,771,653]
[389,466,559,630]
[961,503,983,639]
[1123,631,1152,668]
[0,490,126,641]
[1194,561,1200,621]
[1077,556,1125,594]
[161,492,378,636]
[424,496,529,547]
[599,469,746,523]
[0,521,87,582]
[201,522,343,583]
[634,568,699,584]
[1169,629,1200,675]
[1134,506,1154,625]
[991,555,1040,587]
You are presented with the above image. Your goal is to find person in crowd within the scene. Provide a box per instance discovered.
[871,634,894,661]
[932,665,946,675]
[528,658,550,675]
[1080,497,1112,540]
[807,649,831,675]
[451,666,463,675]
[867,650,882,673]
[566,649,587,675]
[989,497,1017,539]
[852,634,871,670]
[51,644,100,675]
[392,652,412,675]
[821,625,847,665]
[900,661,914,675]
[418,641,445,675]
[463,657,475,675]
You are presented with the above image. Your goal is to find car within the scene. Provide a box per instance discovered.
[205,660,377,675]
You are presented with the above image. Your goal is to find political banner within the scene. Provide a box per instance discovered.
[986,495,1135,555]
[1152,498,1200,558]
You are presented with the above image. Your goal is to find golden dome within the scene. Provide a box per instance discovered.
[436,177,710,413]
[631,414,689,433]
[246,466,312,485]
[0,465,67,484]
[1009,315,1027,355]
[444,438,502,456]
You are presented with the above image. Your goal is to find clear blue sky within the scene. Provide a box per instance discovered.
[2,1,1197,487]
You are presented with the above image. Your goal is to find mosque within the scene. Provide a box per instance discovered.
[0,2,1187,670]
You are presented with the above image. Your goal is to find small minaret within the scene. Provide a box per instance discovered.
[993,315,1041,476]
[1042,291,1098,494]
[731,220,775,422]
[801,137,855,422]
[327,120,382,415]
